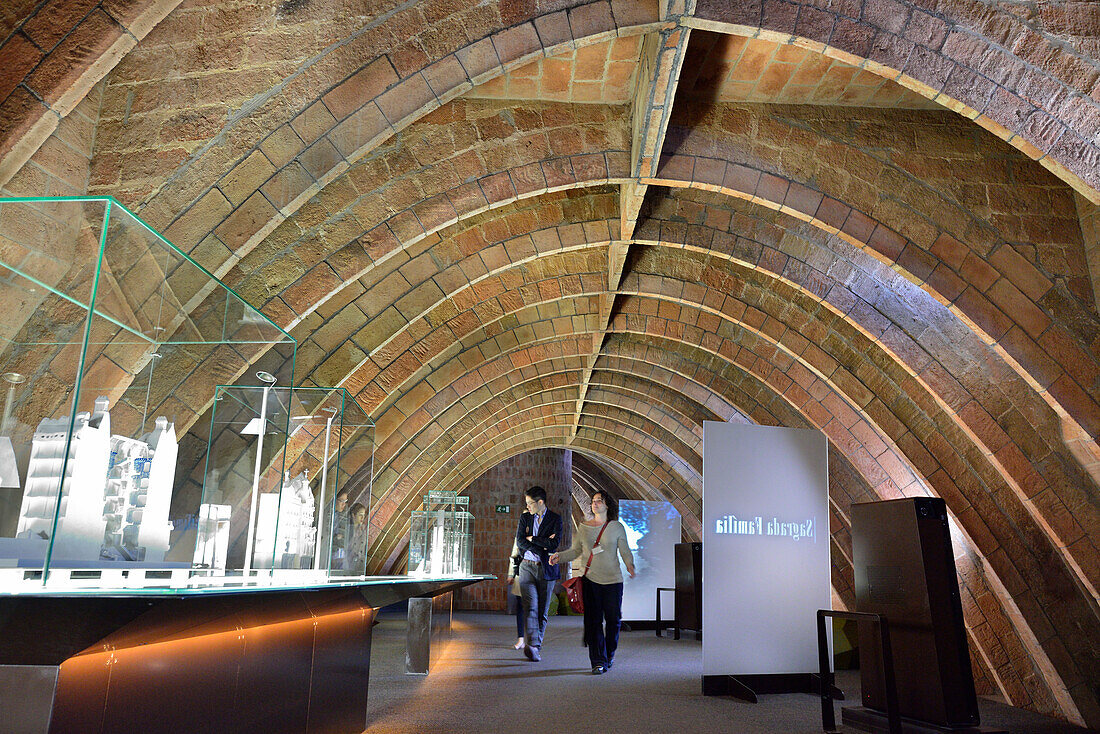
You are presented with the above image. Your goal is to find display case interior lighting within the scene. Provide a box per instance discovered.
[242,371,278,575]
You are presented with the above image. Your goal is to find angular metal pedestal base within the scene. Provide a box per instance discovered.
[0,578,483,734]
[843,707,1008,734]
[0,665,59,734]
[405,591,453,675]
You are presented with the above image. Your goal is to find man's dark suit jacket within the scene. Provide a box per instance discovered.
[515,509,563,581]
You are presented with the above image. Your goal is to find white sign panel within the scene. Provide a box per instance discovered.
[619,500,680,621]
[703,422,830,676]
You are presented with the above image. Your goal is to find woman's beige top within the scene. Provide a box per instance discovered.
[557,520,633,585]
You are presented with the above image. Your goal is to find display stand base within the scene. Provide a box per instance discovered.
[842,707,1008,734]
[0,578,483,734]
[405,592,453,675]
[702,673,842,703]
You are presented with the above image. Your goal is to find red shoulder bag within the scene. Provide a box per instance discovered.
[560,522,609,614]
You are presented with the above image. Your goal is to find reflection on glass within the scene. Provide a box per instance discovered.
[407,490,473,576]
[0,197,387,595]
[0,372,26,487]
[618,499,681,621]
[0,196,297,593]
[199,385,373,581]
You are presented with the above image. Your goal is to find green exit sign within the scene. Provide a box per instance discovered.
[495,505,510,513]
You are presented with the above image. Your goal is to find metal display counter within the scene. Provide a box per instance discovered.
[0,575,490,734]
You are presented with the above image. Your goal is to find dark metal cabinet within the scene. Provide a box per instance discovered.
[674,542,702,637]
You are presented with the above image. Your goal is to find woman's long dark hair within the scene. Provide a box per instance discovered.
[593,491,618,521]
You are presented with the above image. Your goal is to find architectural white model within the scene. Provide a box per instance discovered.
[18,397,111,560]
[102,434,148,560]
[254,471,317,570]
[407,491,473,576]
[16,397,178,563]
[278,470,316,567]
[101,417,177,562]
[135,417,177,559]
[193,502,232,570]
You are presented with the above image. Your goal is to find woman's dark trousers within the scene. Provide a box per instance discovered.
[511,593,524,637]
[581,579,624,667]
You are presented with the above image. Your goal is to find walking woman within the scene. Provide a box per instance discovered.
[550,491,634,674]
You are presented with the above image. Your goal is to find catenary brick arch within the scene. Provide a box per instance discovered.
[34,94,1091,545]
[3,0,1100,726]
[141,166,1095,717]
[153,94,1095,470]
[691,1,1100,201]
[258,187,1096,610]
[247,108,1096,445]
[327,257,1091,717]
[69,0,1098,264]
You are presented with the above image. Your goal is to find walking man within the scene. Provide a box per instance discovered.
[515,486,562,661]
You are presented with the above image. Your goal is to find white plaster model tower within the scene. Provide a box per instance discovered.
[136,416,177,561]
[19,396,111,560]
[103,435,148,558]
[101,417,178,562]
[275,470,316,568]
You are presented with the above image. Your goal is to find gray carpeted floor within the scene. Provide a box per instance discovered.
[365,611,1094,734]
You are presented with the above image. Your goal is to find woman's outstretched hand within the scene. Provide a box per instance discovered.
[549,552,560,564]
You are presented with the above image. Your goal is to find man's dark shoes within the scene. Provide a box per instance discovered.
[523,644,541,662]
[592,665,606,675]
[606,658,614,669]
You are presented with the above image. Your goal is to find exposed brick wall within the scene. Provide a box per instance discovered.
[0,82,107,534]
[970,0,1100,60]
[469,35,642,103]
[0,0,180,188]
[1078,193,1100,314]
[0,80,105,438]
[454,448,572,611]
[2,80,102,197]
[678,31,942,109]
[692,0,1100,198]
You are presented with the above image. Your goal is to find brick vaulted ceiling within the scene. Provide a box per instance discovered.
[2,0,1100,724]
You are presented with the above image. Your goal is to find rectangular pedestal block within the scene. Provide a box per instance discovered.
[405,591,452,675]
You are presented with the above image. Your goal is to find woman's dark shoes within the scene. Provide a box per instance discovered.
[605,658,613,669]
[591,665,606,675]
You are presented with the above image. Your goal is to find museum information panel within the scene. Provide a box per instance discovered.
[702,422,830,677]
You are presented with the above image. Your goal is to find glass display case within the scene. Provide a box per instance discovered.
[0,196,297,590]
[455,509,473,576]
[407,490,473,576]
[408,509,429,576]
[198,385,373,579]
